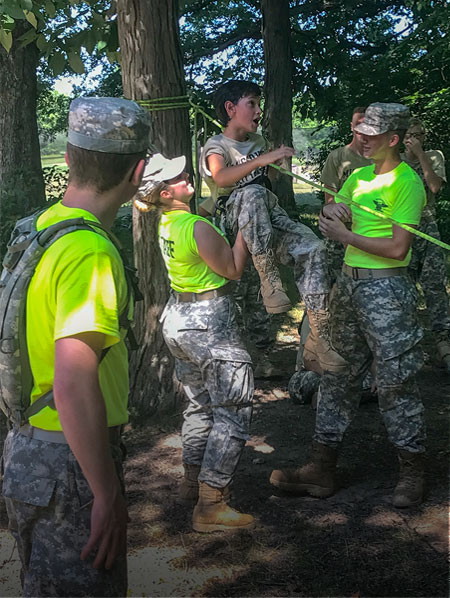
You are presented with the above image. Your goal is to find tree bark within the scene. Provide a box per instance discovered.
[117,0,191,416]
[0,22,45,256]
[261,0,295,214]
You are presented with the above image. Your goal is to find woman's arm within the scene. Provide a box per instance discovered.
[194,221,249,280]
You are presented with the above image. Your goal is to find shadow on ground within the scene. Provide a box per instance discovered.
[124,316,449,597]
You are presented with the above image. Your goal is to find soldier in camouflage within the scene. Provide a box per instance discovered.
[136,153,254,533]
[1,97,151,597]
[271,103,428,508]
[401,118,450,372]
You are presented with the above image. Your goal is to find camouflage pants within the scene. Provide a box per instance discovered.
[233,262,274,354]
[161,295,254,489]
[1,429,127,597]
[408,212,450,333]
[224,184,330,309]
[314,272,426,453]
[325,238,346,285]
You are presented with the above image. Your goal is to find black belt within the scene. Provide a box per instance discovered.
[18,424,124,445]
[174,282,232,303]
[342,264,408,280]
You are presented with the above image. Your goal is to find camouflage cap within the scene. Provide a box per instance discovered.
[353,103,410,136]
[68,97,152,154]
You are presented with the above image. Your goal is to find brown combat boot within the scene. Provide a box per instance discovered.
[436,334,450,373]
[270,441,337,497]
[252,251,291,314]
[306,310,347,373]
[178,463,201,503]
[192,482,254,532]
[392,450,425,508]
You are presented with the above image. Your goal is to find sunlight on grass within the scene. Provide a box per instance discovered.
[41,154,66,167]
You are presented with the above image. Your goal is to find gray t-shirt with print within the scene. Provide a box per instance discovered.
[200,132,268,202]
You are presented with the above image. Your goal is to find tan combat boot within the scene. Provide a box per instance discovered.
[392,450,425,508]
[178,463,201,503]
[270,441,337,497]
[436,334,450,373]
[252,251,291,314]
[307,310,347,374]
[179,465,233,504]
[192,482,254,532]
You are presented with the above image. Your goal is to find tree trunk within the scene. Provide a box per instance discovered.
[0,22,45,256]
[117,0,191,416]
[261,0,295,214]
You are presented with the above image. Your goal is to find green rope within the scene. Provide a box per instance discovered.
[270,163,450,252]
[138,95,190,103]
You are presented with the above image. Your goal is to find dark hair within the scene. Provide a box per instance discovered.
[408,117,425,133]
[66,143,146,192]
[389,129,407,146]
[353,106,367,115]
[213,80,262,126]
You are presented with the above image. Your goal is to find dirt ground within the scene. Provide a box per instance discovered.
[123,309,449,598]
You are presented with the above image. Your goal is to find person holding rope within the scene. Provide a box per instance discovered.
[401,118,450,372]
[271,103,428,508]
[201,79,346,377]
[135,154,255,533]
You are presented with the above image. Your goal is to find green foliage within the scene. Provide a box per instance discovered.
[42,164,68,202]
[436,198,450,245]
[37,88,70,142]
[0,0,118,78]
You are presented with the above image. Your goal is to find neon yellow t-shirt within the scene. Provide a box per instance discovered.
[337,162,426,269]
[159,210,228,293]
[27,202,130,431]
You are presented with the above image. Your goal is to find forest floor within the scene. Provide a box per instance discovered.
[120,306,449,597]
[2,304,447,598]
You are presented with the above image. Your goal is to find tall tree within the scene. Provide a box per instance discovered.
[260,0,295,213]
[0,20,45,254]
[117,0,192,416]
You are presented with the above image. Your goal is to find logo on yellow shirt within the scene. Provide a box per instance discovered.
[373,198,388,212]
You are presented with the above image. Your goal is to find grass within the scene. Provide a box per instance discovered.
[41,153,66,167]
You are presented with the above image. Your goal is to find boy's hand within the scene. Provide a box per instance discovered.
[322,202,352,223]
[261,144,295,167]
[319,212,351,244]
[404,136,424,158]
[81,487,129,570]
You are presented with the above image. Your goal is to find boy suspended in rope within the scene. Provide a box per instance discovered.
[200,79,346,375]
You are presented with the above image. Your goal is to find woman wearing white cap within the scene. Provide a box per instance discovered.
[136,154,255,532]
